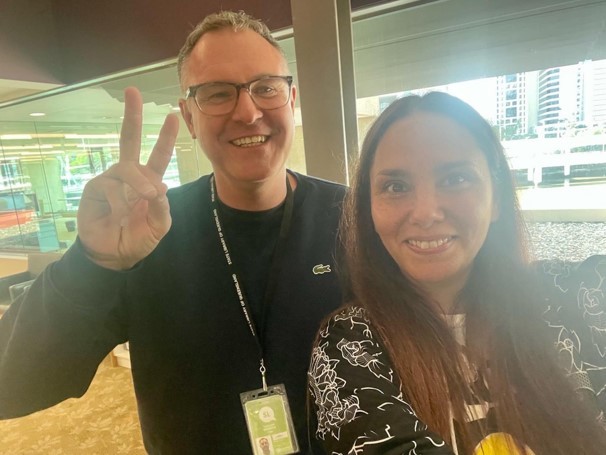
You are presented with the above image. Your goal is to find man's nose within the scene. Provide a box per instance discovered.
[231,89,263,124]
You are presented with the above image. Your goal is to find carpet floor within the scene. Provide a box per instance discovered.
[0,357,144,454]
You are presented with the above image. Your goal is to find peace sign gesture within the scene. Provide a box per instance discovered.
[77,87,180,270]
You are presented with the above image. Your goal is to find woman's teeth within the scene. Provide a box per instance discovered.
[408,238,450,250]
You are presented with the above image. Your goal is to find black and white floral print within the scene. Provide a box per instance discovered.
[539,256,606,426]
[308,256,606,453]
[308,307,453,454]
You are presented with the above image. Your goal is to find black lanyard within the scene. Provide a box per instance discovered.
[210,174,294,390]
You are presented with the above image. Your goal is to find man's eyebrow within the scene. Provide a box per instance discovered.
[192,73,279,86]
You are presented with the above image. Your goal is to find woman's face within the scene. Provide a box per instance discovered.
[370,112,499,298]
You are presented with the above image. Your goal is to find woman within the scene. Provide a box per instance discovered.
[308,92,606,454]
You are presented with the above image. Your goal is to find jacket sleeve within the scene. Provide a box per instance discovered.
[537,255,606,423]
[308,307,455,454]
[0,239,129,419]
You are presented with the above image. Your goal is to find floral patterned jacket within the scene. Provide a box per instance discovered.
[308,256,606,454]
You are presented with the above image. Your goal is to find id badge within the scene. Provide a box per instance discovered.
[240,384,299,455]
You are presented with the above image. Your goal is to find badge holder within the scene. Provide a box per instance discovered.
[240,384,299,455]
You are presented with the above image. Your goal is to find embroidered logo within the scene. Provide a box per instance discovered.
[312,264,331,275]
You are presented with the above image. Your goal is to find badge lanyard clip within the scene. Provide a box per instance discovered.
[260,359,268,392]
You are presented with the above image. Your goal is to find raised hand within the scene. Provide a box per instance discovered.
[76,87,180,270]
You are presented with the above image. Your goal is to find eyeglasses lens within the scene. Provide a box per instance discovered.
[195,77,290,115]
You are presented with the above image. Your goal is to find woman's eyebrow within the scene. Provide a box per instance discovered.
[434,160,475,173]
[375,168,410,178]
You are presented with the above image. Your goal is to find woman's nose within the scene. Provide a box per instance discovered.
[408,187,445,228]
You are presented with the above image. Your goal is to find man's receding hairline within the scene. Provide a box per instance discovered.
[177,11,285,87]
[179,28,290,88]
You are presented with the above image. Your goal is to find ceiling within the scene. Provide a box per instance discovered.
[0,63,196,167]
[0,0,412,121]
[2,0,606,132]
[0,61,182,124]
[0,79,61,106]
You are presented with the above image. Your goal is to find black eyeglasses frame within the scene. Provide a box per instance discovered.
[185,75,294,115]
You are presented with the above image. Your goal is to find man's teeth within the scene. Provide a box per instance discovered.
[408,238,450,250]
[232,136,267,147]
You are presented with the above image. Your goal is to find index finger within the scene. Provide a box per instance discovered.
[119,87,143,163]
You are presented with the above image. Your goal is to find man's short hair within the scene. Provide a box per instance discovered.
[177,10,285,84]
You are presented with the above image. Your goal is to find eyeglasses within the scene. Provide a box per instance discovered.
[185,75,293,116]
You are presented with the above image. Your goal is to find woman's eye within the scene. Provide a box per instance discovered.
[441,173,470,187]
[384,181,408,193]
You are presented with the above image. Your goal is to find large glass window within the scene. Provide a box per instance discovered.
[0,34,306,253]
[351,0,606,260]
[3,0,606,259]
[0,81,199,253]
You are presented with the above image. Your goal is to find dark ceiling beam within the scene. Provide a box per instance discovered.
[0,0,390,86]
[0,0,64,83]
[51,0,294,84]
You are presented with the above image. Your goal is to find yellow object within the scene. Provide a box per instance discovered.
[473,433,535,455]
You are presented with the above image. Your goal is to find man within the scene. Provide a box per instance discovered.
[0,11,345,454]
[259,437,273,455]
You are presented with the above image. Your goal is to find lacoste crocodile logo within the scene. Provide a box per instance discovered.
[312,264,331,275]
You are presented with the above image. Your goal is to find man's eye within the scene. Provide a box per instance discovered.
[199,89,234,104]
[252,84,278,97]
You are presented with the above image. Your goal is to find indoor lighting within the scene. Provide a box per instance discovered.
[29,112,46,117]
[0,144,54,150]
[0,134,33,140]
[19,150,64,156]
[64,134,120,139]
[75,142,119,148]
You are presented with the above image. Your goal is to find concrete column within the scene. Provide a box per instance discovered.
[290,0,358,184]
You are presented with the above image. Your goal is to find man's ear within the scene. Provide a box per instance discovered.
[289,84,297,113]
[179,98,196,139]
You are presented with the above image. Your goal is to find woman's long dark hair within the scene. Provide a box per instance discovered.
[343,91,606,453]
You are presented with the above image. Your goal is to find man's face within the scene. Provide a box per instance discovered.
[179,28,296,187]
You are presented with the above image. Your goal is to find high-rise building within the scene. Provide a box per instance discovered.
[588,59,606,124]
[495,72,537,139]
[537,65,579,137]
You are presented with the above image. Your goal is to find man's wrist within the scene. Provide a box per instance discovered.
[79,241,138,271]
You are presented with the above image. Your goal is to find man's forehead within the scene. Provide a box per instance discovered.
[182,28,286,85]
